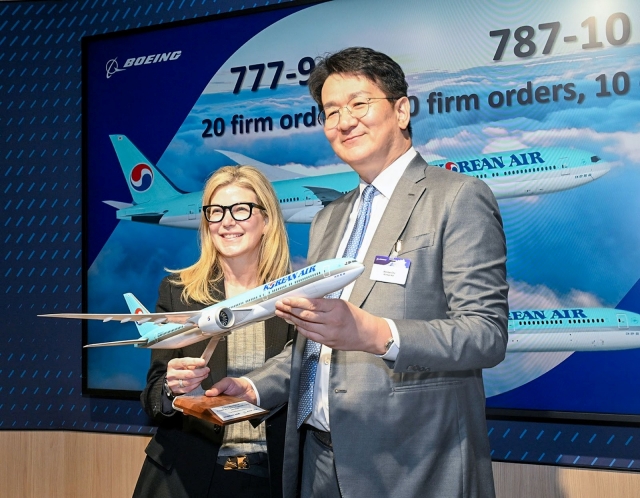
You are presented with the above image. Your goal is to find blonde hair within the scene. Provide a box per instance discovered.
[169,165,290,304]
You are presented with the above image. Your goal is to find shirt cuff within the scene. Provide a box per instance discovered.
[377,318,400,361]
[160,375,178,415]
[241,376,261,406]
[161,393,177,415]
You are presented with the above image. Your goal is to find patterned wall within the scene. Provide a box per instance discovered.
[0,0,294,435]
[0,0,638,473]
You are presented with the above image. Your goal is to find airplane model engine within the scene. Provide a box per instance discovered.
[198,306,235,333]
[215,307,234,329]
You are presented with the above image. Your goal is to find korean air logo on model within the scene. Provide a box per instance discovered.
[130,163,154,192]
[444,161,460,172]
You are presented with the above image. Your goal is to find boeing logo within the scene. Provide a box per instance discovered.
[106,51,182,79]
[106,58,126,79]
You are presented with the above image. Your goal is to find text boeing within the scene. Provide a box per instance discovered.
[123,50,181,67]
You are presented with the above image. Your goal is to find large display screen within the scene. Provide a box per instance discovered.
[83,0,640,422]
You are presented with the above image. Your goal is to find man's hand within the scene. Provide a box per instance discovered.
[166,357,210,395]
[275,297,391,354]
[206,377,257,405]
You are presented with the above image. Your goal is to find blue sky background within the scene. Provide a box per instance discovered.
[87,0,640,413]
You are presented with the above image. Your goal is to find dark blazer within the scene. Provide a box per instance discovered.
[133,277,295,498]
[249,153,509,498]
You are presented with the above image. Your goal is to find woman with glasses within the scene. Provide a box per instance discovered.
[134,165,294,498]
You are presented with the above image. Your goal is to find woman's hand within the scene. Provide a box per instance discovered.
[166,357,210,395]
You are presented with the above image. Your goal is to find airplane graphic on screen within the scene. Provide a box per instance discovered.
[104,134,610,229]
[507,307,640,352]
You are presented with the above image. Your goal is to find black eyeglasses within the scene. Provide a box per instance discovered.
[202,202,266,223]
[318,96,400,129]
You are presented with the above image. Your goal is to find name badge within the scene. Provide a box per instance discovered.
[370,255,411,285]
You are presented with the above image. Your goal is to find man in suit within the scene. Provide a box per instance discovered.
[209,47,509,498]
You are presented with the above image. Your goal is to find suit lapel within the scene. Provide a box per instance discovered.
[349,155,428,308]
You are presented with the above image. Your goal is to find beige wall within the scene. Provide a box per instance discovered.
[1,431,639,498]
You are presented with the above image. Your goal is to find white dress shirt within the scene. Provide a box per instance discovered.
[306,147,417,431]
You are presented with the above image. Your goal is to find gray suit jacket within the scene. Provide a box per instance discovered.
[249,153,509,498]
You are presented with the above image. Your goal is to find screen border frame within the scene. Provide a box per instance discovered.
[80,0,640,427]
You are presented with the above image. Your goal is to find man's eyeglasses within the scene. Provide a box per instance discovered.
[202,202,266,223]
[318,96,400,130]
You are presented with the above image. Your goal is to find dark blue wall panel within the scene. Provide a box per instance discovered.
[0,0,293,434]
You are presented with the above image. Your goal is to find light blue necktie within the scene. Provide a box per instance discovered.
[297,184,377,428]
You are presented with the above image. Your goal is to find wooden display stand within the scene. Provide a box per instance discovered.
[173,394,268,426]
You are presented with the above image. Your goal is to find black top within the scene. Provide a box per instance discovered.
[133,276,295,498]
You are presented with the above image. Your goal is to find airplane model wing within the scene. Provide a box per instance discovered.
[39,259,366,350]
[304,185,344,205]
[229,308,255,323]
[39,311,200,324]
[41,307,255,325]
[84,338,149,348]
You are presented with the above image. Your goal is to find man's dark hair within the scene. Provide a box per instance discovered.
[307,47,412,136]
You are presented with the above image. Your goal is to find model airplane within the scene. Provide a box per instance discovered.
[507,307,640,352]
[104,134,610,228]
[40,258,365,350]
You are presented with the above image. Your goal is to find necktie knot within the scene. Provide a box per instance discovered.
[361,184,376,203]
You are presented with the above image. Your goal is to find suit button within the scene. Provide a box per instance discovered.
[213,425,221,433]
[407,365,415,371]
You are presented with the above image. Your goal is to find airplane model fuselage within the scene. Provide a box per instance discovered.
[507,307,640,352]
[40,258,364,349]
[106,135,610,229]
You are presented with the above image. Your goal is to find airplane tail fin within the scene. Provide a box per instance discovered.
[110,134,184,205]
[123,293,157,337]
